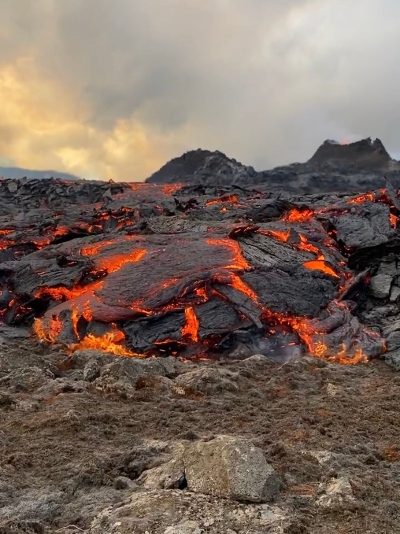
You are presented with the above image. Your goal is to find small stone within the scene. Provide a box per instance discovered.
[316,477,356,509]
[7,181,18,193]
[326,383,341,397]
[113,476,137,490]
[164,521,203,534]
[174,368,239,395]
[304,450,334,465]
[368,274,393,299]
[183,435,282,502]
[259,504,290,528]
[138,457,185,490]
[387,331,400,352]
[384,349,400,371]
[390,285,400,302]
[83,358,103,382]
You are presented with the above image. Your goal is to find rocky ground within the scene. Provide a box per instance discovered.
[2,341,400,533]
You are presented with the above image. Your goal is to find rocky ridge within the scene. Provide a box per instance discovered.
[147,138,400,194]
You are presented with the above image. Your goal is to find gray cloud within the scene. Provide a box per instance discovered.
[0,0,399,179]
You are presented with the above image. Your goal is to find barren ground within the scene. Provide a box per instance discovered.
[1,341,400,533]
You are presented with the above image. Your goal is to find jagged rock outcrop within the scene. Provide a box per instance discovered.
[146,138,400,195]
[308,138,393,170]
[146,149,257,185]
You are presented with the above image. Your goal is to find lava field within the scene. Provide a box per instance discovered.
[0,175,399,366]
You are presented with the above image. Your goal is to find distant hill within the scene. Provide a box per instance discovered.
[307,137,395,170]
[146,149,257,184]
[0,166,80,181]
[145,137,400,194]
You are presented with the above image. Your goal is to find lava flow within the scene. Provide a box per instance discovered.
[0,179,395,365]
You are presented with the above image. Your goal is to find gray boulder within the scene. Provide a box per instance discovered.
[183,435,281,503]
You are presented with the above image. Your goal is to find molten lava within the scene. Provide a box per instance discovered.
[2,180,391,366]
[71,330,142,357]
[205,194,239,206]
[302,260,339,278]
[347,192,375,204]
[182,307,200,342]
[35,281,104,301]
[282,208,314,223]
[206,238,251,271]
[259,229,290,243]
[96,249,147,274]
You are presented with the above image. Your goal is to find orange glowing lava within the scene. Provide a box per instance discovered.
[182,307,199,342]
[259,229,290,243]
[81,240,116,256]
[347,192,375,204]
[33,315,63,343]
[296,234,321,257]
[70,331,141,357]
[206,238,251,271]
[205,195,239,207]
[302,260,339,278]
[390,213,397,228]
[35,280,103,301]
[161,184,182,196]
[52,226,70,237]
[96,249,147,274]
[282,208,314,223]
[229,273,260,303]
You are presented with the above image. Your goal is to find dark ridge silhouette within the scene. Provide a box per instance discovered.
[308,137,392,170]
[145,138,400,194]
[0,166,80,181]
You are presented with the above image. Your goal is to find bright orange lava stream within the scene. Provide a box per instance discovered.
[282,208,314,223]
[205,195,238,206]
[35,250,147,302]
[259,229,290,242]
[70,331,142,357]
[31,226,371,364]
[96,249,147,274]
[81,240,117,256]
[347,192,375,204]
[206,238,251,270]
[302,260,340,278]
[182,307,200,342]
[35,281,103,301]
[229,273,260,303]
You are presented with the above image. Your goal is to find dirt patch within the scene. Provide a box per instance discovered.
[1,342,400,532]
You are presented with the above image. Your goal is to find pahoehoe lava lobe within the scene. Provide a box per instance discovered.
[0,138,399,364]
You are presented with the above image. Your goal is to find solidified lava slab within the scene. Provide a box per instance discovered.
[0,178,397,363]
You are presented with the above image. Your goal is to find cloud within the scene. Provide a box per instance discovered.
[0,0,399,180]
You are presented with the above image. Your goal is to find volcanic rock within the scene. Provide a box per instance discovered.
[88,489,292,534]
[390,285,400,302]
[385,349,400,371]
[146,137,400,194]
[316,477,357,510]
[386,331,400,352]
[308,138,393,170]
[368,274,393,299]
[146,149,257,185]
[163,522,203,534]
[138,456,185,490]
[173,367,240,395]
[183,435,282,503]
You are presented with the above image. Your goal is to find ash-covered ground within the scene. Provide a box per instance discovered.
[1,138,400,533]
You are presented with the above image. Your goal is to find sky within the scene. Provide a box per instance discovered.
[0,0,400,181]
